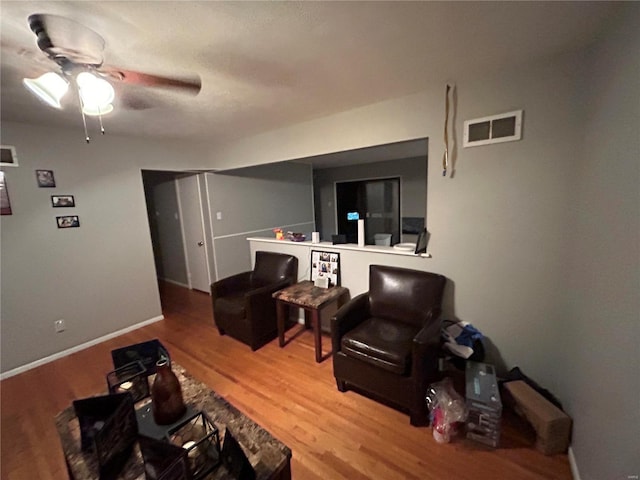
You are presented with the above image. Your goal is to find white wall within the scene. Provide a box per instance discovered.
[0,123,208,373]
[561,5,639,479]
[206,162,314,279]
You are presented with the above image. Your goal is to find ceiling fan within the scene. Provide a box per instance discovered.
[23,13,202,141]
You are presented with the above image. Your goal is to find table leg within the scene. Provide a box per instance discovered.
[311,309,322,363]
[277,300,286,347]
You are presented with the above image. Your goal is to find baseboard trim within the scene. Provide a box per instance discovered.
[160,278,190,288]
[568,446,581,480]
[0,315,164,380]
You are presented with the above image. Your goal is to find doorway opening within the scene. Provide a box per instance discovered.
[336,177,401,245]
[141,170,213,309]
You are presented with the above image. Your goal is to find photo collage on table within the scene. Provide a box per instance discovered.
[310,250,340,287]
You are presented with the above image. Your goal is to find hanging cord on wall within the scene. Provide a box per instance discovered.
[442,83,452,177]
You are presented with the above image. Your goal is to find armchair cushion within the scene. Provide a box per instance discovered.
[252,251,297,287]
[369,265,445,328]
[214,294,247,323]
[341,317,420,375]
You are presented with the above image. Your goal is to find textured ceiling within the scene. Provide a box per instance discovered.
[1,1,619,145]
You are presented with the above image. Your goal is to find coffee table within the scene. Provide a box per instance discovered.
[55,363,291,479]
[273,281,349,363]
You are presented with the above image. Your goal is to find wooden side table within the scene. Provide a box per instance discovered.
[273,281,349,363]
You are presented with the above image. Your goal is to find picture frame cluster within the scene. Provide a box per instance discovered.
[33,167,80,228]
[310,250,340,287]
[0,148,80,226]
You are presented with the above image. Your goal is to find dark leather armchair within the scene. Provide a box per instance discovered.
[211,251,298,351]
[331,265,446,425]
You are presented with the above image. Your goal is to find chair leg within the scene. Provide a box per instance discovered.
[409,409,429,426]
[336,379,347,392]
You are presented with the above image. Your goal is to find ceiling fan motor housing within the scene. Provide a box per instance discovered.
[28,13,105,67]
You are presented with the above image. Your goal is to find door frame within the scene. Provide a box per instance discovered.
[176,174,212,292]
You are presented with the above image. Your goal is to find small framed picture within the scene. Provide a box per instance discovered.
[0,145,18,167]
[310,250,340,287]
[36,170,56,188]
[0,172,12,215]
[51,195,75,208]
[56,215,80,228]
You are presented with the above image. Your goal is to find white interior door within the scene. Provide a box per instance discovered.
[176,175,210,292]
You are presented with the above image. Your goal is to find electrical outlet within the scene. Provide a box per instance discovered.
[54,319,66,333]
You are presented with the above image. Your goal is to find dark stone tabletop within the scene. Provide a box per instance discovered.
[273,280,349,309]
[55,363,291,479]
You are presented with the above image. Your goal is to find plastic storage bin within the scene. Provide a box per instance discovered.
[374,233,392,246]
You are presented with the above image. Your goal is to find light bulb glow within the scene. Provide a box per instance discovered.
[77,72,115,115]
[82,103,114,116]
[22,72,69,109]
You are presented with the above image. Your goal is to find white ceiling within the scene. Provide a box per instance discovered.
[1,1,619,147]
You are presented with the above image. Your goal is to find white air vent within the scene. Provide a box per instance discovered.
[0,145,18,166]
[463,110,522,148]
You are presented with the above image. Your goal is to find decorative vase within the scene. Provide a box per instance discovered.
[151,359,186,425]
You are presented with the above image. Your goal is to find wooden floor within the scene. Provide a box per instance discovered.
[1,282,572,480]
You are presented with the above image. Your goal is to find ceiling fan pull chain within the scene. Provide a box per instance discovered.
[97,108,105,135]
[75,81,90,143]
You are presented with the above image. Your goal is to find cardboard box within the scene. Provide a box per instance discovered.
[504,380,572,455]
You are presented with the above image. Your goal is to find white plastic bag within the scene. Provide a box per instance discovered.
[425,378,468,443]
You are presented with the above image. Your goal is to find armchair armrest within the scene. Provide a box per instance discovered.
[331,293,370,354]
[211,271,252,300]
[245,279,293,340]
[413,310,441,348]
[245,279,291,305]
[412,309,442,380]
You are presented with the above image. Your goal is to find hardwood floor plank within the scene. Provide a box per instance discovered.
[0,282,572,479]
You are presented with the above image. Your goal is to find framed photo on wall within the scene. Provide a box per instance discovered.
[0,172,12,215]
[56,215,80,228]
[36,169,56,188]
[51,195,75,208]
[310,250,340,287]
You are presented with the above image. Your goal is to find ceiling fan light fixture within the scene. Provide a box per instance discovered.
[82,103,114,116]
[22,72,69,109]
[77,72,115,114]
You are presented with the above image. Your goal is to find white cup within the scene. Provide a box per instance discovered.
[312,232,320,243]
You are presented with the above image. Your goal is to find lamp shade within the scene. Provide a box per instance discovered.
[23,72,69,109]
[82,103,114,116]
[77,72,115,115]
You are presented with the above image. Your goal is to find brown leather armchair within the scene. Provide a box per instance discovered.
[331,265,446,425]
[211,251,298,351]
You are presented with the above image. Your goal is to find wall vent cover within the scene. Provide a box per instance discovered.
[463,110,523,148]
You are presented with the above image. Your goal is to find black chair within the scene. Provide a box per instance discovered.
[331,265,446,425]
[211,251,298,351]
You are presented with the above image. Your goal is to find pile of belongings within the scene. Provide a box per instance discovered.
[442,319,484,362]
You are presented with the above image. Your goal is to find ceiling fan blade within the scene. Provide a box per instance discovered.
[101,67,202,95]
[28,14,105,66]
